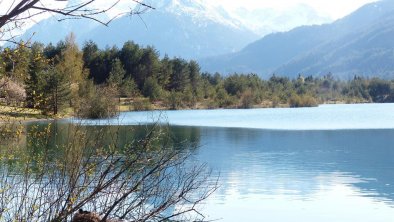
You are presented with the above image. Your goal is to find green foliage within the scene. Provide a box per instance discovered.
[4,35,394,116]
[135,46,160,89]
[169,58,190,92]
[120,76,138,97]
[56,33,85,84]
[36,65,71,115]
[107,58,126,88]
[182,86,197,108]
[240,89,255,108]
[26,42,48,108]
[166,90,183,110]
[82,40,99,69]
[215,87,235,108]
[132,98,152,111]
[2,42,31,83]
[158,55,172,89]
[143,77,162,101]
[120,41,142,84]
[289,93,318,108]
[77,86,118,119]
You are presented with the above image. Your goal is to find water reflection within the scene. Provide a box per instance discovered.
[9,122,394,221]
[195,127,394,221]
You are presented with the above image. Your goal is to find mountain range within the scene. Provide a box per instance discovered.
[18,0,394,79]
[200,0,394,79]
[18,0,330,59]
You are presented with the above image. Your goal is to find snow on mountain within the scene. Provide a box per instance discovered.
[14,0,334,59]
[83,0,258,59]
[149,0,332,36]
[149,0,247,31]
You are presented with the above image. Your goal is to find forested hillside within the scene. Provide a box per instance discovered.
[1,35,394,119]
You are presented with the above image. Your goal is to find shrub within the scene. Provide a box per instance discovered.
[0,77,26,106]
[239,89,254,109]
[132,98,152,111]
[76,86,118,119]
[166,90,183,110]
[289,94,318,108]
[142,77,162,101]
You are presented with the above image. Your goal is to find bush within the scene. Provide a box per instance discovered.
[132,98,152,111]
[166,90,183,110]
[215,88,236,108]
[289,94,318,108]
[76,86,118,119]
[0,78,26,106]
[239,89,254,109]
[142,77,162,101]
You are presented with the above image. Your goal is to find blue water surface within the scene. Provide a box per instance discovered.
[67,103,394,221]
[72,103,394,130]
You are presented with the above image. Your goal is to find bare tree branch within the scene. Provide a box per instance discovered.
[0,0,155,43]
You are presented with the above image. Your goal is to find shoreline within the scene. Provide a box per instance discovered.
[0,99,374,124]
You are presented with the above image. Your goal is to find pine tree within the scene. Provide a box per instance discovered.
[188,60,202,99]
[120,41,142,84]
[135,46,160,89]
[37,65,71,115]
[158,55,172,90]
[107,58,125,88]
[143,77,162,101]
[26,42,48,108]
[120,76,138,97]
[169,58,190,92]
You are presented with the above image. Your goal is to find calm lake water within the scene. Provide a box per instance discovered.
[52,104,394,220]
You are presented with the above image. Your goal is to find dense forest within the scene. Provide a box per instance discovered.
[1,33,394,118]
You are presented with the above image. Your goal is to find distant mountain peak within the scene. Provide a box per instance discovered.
[146,0,245,31]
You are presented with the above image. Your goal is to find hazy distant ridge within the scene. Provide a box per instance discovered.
[200,0,394,79]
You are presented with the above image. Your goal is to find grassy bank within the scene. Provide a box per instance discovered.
[0,105,72,122]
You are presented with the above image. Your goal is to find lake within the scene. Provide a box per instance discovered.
[31,104,394,221]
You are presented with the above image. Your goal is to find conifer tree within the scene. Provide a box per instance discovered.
[107,58,126,88]
[37,65,71,115]
[26,42,48,108]
[158,55,173,90]
[169,58,190,92]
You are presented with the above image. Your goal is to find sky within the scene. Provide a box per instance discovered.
[209,0,378,20]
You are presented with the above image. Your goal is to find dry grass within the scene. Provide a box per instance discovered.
[0,105,72,122]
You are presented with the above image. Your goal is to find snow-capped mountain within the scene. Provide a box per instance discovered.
[78,0,259,59]
[17,0,333,59]
[151,0,244,30]
[147,0,332,36]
